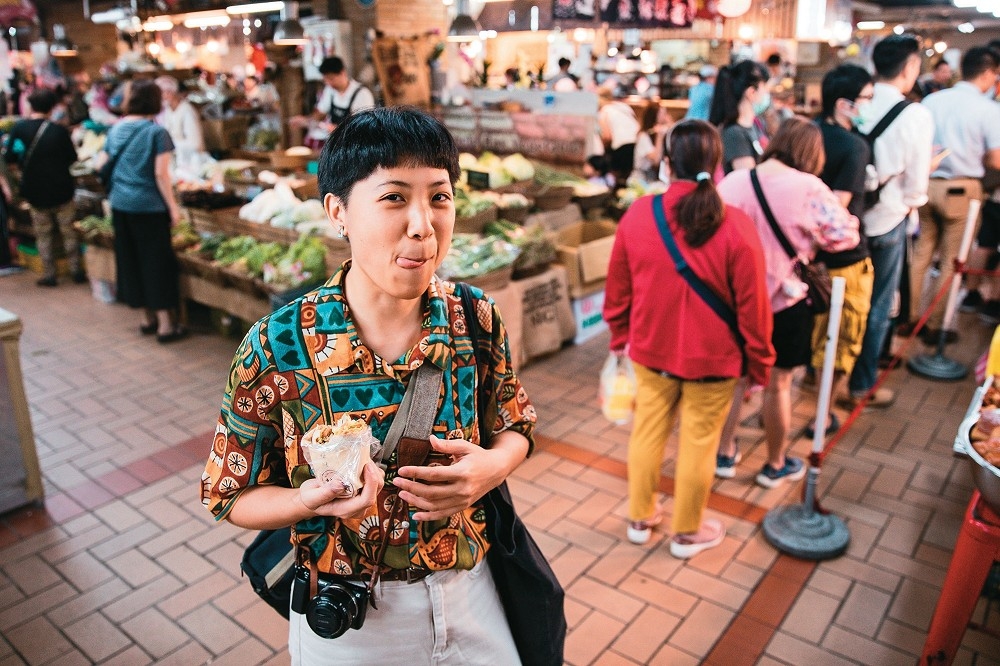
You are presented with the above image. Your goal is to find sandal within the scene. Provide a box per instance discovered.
[140,322,157,336]
[156,328,188,344]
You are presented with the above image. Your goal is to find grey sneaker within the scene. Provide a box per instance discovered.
[755,457,806,489]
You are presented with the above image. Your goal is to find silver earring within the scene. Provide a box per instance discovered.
[337,225,346,238]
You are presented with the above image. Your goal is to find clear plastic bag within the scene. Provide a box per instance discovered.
[301,415,383,498]
[599,353,637,425]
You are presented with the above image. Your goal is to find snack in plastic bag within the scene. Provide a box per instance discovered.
[301,415,383,498]
[599,353,637,425]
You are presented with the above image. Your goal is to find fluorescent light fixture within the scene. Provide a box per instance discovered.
[856,20,885,30]
[227,2,284,15]
[958,21,976,31]
[142,17,174,31]
[183,14,232,28]
[91,7,131,24]
[953,0,977,6]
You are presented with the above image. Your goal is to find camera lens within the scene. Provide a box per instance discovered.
[306,586,361,639]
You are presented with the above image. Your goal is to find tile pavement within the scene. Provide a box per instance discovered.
[0,268,999,664]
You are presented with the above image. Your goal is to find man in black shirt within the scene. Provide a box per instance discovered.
[806,65,875,435]
[1,88,81,286]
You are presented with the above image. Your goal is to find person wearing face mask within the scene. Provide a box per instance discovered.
[708,59,771,174]
[800,65,875,438]
[904,46,1000,345]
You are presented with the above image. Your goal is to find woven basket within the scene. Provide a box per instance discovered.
[455,205,499,234]
[531,185,574,211]
[221,265,270,298]
[497,203,532,224]
[573,190,611,212]
[177,253,227,285]
[463,264,514,293]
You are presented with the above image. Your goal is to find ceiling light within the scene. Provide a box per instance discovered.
[183,13,231,29]
[273,1,307,45]
[954,0,977,5]
[447,0,482,41]
[893,24,905,34]
[50,25,77,57]
[717,0,752,18]
[934,40,948,52]
[958,21,976,32]
[856,21,885,30]
[91,7,132,24]
[227,1,284,14]
[142,17,174,31]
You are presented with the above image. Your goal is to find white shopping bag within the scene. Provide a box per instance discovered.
[599,353,637,425]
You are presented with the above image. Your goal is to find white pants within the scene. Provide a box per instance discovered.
[289,560,521,665]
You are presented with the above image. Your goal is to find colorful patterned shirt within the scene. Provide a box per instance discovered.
[201,262,536,576]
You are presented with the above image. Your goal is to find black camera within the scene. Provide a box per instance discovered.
[291,566,369,639]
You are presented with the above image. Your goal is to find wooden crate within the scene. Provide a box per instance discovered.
[180,273,271,324]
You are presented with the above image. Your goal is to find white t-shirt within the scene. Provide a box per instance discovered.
[159,99,204,162]
[599,101,640,150]
[315,80,375,119]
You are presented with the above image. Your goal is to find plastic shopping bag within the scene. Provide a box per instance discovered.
[600,353,637,425]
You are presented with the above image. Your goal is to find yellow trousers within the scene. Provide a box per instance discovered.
[627,363,736,534]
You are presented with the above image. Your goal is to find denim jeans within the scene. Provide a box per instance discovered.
[289,560,520,665]
[849,220,907,396]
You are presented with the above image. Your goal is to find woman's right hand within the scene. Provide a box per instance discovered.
[298,462,385,520]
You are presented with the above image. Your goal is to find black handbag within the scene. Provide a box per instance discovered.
[750,168,833,314]
[460,284,567,666]
[240,527,297,619]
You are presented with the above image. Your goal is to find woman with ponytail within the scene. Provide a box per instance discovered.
[709,60,771,174]
[603,120,774,558]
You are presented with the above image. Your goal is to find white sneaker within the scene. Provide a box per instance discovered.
[626,513,663,545]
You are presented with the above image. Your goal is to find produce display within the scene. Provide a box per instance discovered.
[531,162,610,198]
[178,189,245,210]
[76,214,113,241]
[459,151,535,188]
[239,182,329,234]
[615,178,668,208]
[437,233,520,281]
[484,220,556,277]
[455,186,497,220]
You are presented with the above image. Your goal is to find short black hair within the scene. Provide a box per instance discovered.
[820,64,873,119]
[558,57,571,69]
[933,59,950,71]
[766,53,781,67]
[122,79,162,116]
[962,46,1000,81]
[319,57,345,75]
[27,88,58,114]
[318,107,460,206]
[872,34,920,79]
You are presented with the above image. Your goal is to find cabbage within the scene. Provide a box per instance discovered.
[488,168,513,189]
[478,151,502,169]
[459,153,479,170]
[501,153,535,182]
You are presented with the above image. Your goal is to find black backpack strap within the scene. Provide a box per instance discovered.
[749,168,797,261]
[864,100,910,146]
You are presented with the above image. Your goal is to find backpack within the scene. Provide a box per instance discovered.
[860,100,911,212]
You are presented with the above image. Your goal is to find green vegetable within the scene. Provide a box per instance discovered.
[243,242,286,277]
[78,214,113,238]
[438,234,520,279]
[214,235,260,266]
[263,234,327,288]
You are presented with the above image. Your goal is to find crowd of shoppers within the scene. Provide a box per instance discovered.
[606,32,1000,559]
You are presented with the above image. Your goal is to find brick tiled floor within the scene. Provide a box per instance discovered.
[1,268,1000,664]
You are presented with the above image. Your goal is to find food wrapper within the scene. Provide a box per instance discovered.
[301,415,382,498]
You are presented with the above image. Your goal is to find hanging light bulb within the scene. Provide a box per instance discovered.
[273,1,307,45]
[447,0,482,42]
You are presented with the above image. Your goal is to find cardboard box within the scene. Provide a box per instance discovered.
[571,289,608,344]
[511,264,575,366]
[556,220,617,299]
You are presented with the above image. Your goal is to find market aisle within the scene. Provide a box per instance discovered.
[0,268,998,665]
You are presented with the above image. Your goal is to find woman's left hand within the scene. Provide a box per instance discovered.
[392,436,514,521]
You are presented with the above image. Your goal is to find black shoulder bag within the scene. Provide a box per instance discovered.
[651,193,746,352]
[749,169,832,314]
[459,283,567,666]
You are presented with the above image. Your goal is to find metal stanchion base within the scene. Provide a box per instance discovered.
[907,353,968,381]
[762,505,850,560]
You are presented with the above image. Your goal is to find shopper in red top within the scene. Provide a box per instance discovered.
[604,120,774,558]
